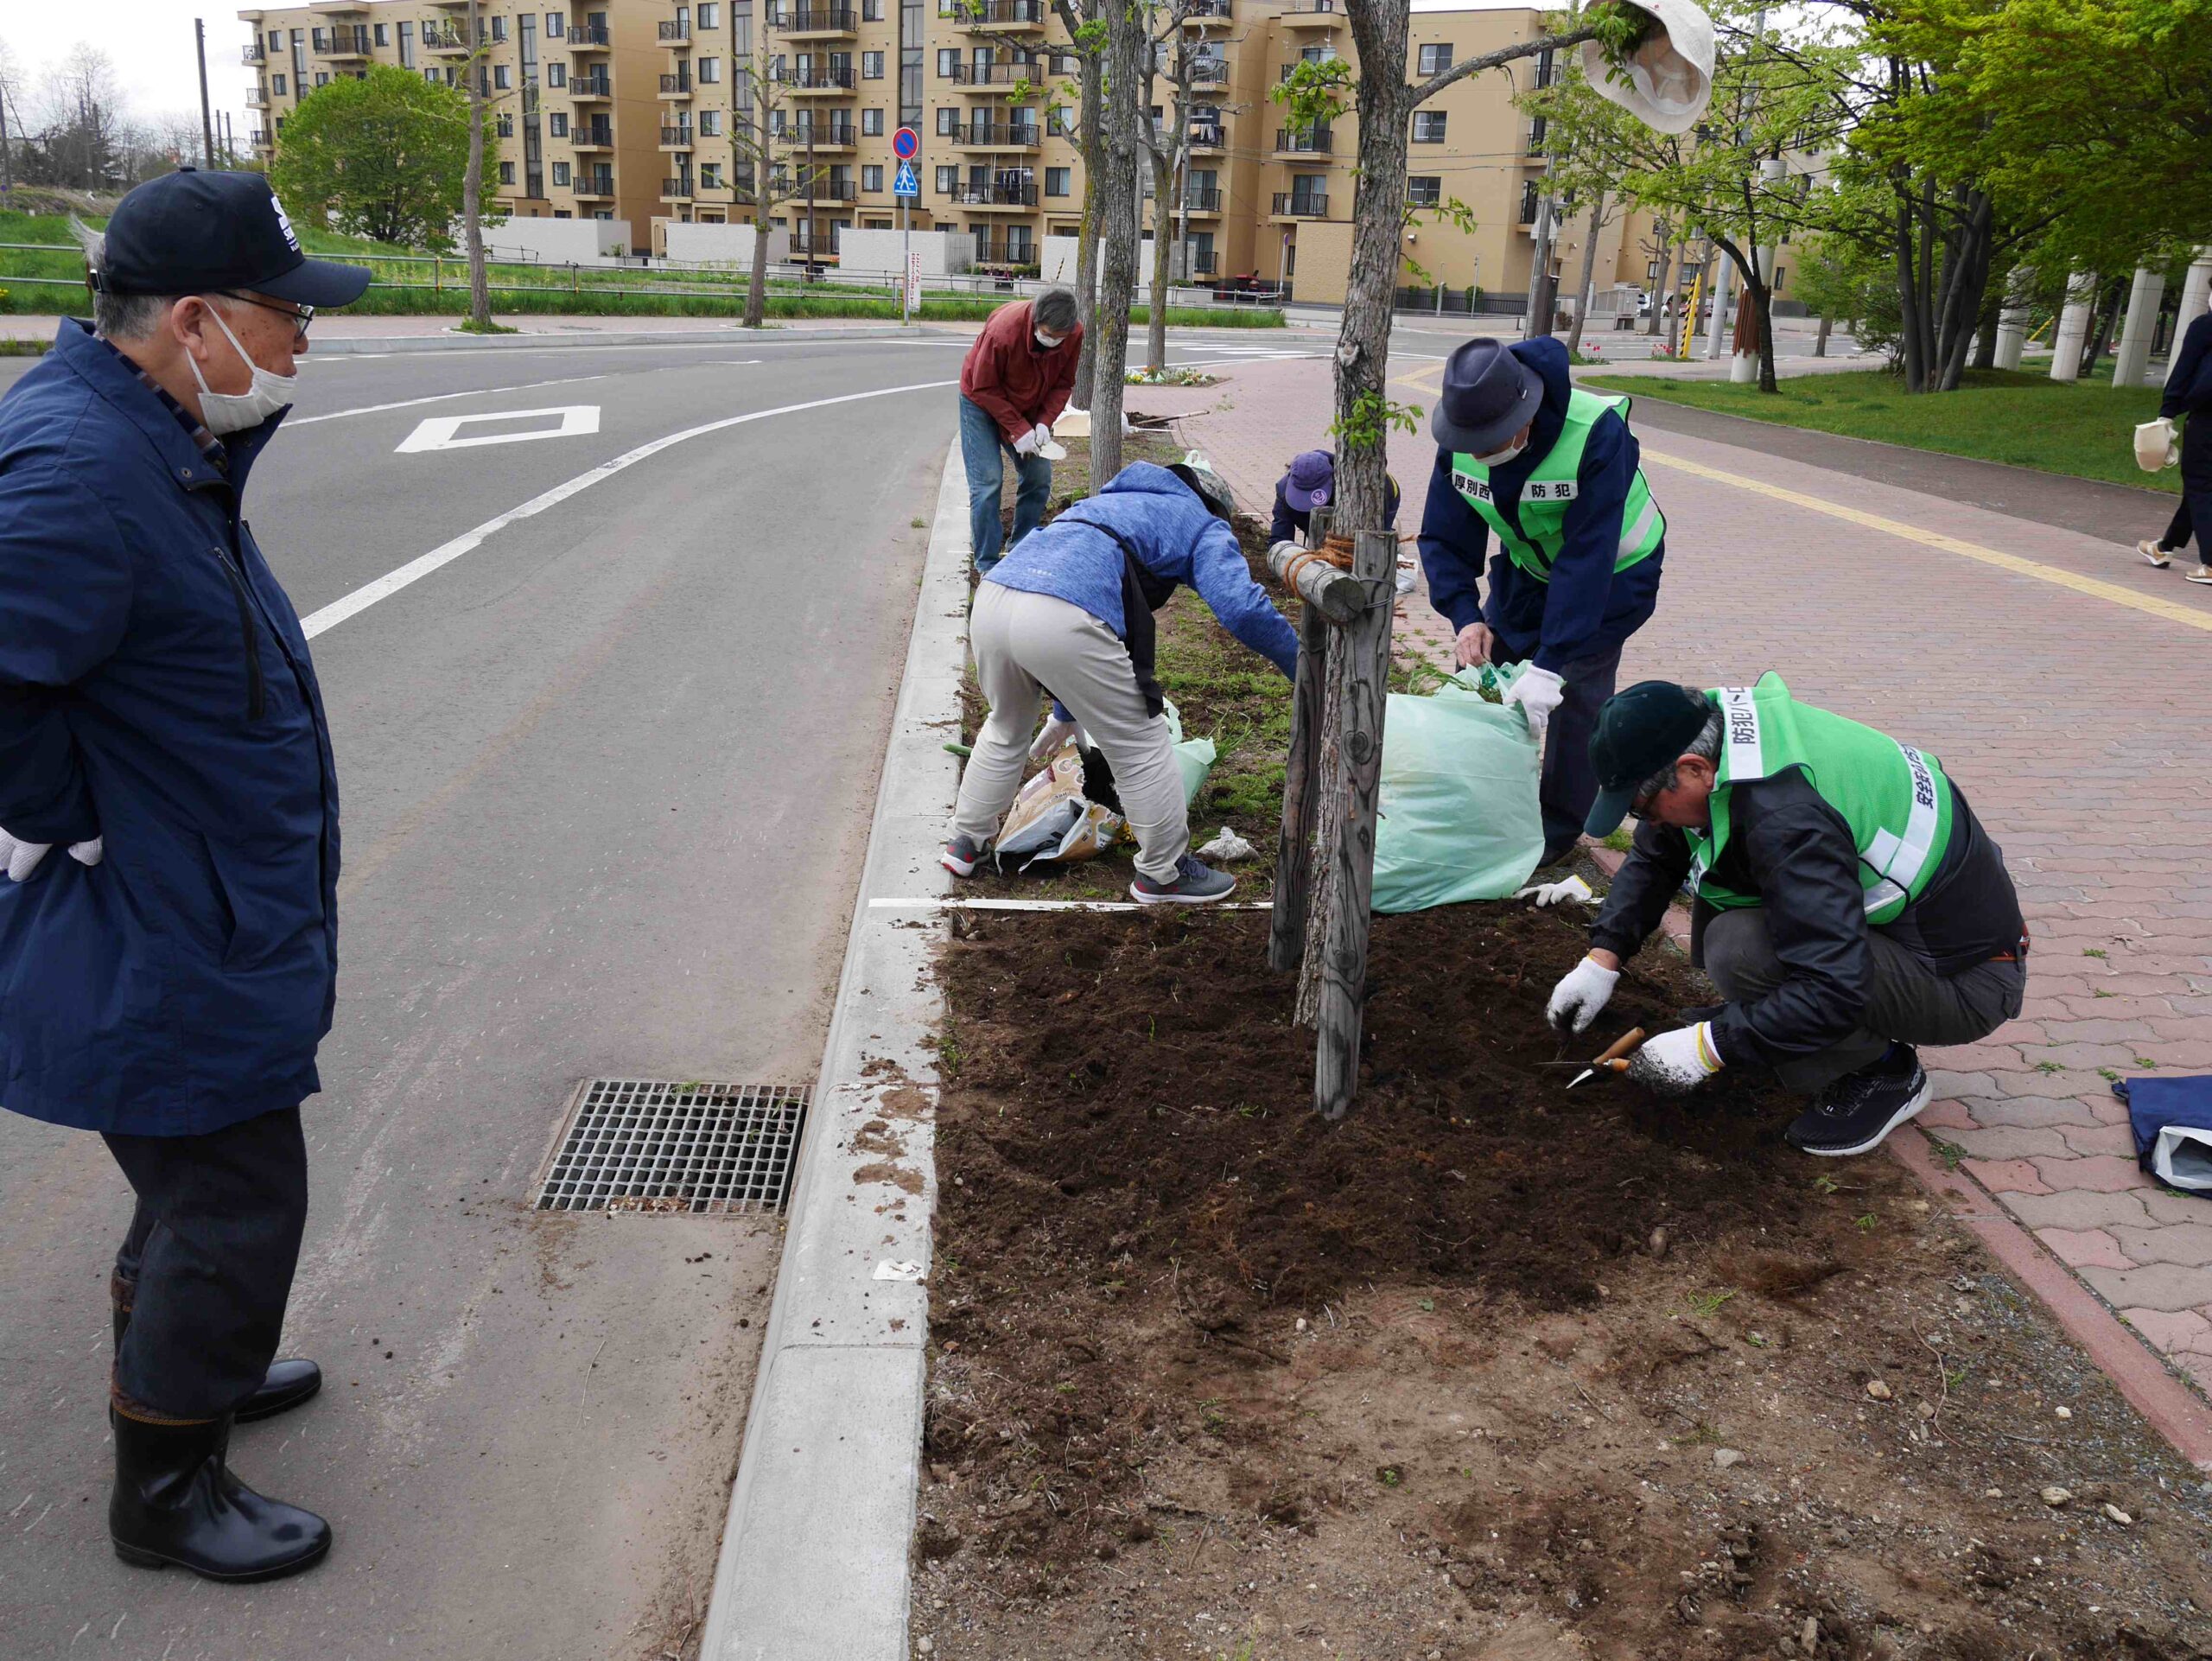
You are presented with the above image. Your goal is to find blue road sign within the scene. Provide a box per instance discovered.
[893,159,920,198]
[892,125,920,162]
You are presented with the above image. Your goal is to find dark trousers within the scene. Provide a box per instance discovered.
[1704,909,2026,1094]
[1494,640,1623,865]
[104,1107,308,1422]
[2158,419,2212,563]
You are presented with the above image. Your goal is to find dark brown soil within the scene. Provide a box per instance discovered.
[917,904,2212,1660]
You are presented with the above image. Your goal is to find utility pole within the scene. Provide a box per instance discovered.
[195,18,218,170]
[0,67,13,198]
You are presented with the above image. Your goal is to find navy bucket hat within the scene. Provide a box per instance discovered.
[1428,336,1544,455]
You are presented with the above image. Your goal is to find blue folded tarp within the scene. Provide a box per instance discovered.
[2113,1075,2212,1195]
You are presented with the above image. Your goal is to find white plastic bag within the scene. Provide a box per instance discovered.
[2135,417,2179,472]
[1580,0,1715,137]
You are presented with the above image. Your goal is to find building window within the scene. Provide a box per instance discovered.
[492,15,508,41]
[547,12,565,37]
[549,61,567,86]
[494,64,512,89]
[699,2,720,23]
[315,73,330,86]
[1408,175,1441,207]
[866,0,882,15]
[550,111,569,135]
[936,48,958,77]
[373,22,389,44]
[1045,166,1069,196]
[699,55,721,82]
[553,160,571,185]
[863,50,884,79]
[700,109,721,135]
[268,29,282,48]
[862,107,884,135]
[1415,41,1451,75]
[702,162,722,186]
[425,68,441,83]
[499,161,516,183]
[936,106,957,136]
[1520,179,1540,224]
[1046,104,1071,136]
[935,163,955,193]
[498,112,515,136]
[1412,110,1446,143]
[863,163,883,190]
[272,73,288,95]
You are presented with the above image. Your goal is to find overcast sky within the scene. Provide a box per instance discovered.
[3,3,262,157]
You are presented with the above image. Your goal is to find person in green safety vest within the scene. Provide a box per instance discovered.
[1418,335,1668,868]
[1545,676,2028,1158]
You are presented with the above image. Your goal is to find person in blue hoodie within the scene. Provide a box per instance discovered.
[1418,334,1669,867]
[944,458,1298,904]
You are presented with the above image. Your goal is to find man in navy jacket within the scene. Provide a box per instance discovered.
[1418,335,1669,865]
[0,171,366,1583]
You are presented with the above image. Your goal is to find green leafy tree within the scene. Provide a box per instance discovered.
[269,64,469,251]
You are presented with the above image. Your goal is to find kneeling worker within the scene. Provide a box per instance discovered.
[944,458,1298,905]
[1548,674,2027,1157]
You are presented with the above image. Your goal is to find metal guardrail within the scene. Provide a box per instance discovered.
[1274,128,1332,153]
[1272,192,1328,217]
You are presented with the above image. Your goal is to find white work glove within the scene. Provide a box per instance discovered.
[1624,1023,1724,1094]
[1516,874,1594,908]
[1546,953,1619,1034]
[1503,665,1566,743]
[0,828,104,883]
[1028,714,1078,762]
[1452,621,1494,669]
[1011,426,1043,458]
[1031,423,1054,453]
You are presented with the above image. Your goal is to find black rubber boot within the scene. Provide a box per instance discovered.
[111,1276,321,1423]
[110,1412,332,1582]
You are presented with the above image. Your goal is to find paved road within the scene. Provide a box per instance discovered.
[0,331,998,1660]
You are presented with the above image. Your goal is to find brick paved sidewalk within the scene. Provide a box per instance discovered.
[1168,352,2212,1422]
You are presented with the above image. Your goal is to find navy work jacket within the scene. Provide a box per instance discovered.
[0,320,340,1135]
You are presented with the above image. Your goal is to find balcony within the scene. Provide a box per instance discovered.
[1179,187,1221,214]
[950,60,1033,89]
[776,65,855,93]
[573,74,614,99]
[571,124,615,149]
[573,174,617,200]
[781,121,858,150]
[242,43,266,64]
[1274,127,1332,156]
[1281,56,1341,80]
[1271,191,1328,219]
[314,29,371,57]
[787,232,839,261]
[246,87,270,108]
[662,175,695,200]
[794,177,859,203]
[954,121,1040,150]
[970,242,1039,270]
[423,23,472,54]
[1180,0,1232,24]
[771,7,859,36]
[942,0,1044,29]
[1188,55,1227,86]
[1187,124,1224,153]
[660,125,694,150]
[658,21,691,43]
[249,128,274,148]
[1192,250,1218,274]
[569,21,612,49]
[1279,0,1343,25]
[947,181,1037,207]
[658,72,692,96]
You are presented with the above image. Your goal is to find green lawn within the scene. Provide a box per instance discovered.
[1583,366,2179,495]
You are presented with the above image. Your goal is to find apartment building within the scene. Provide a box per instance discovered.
[238,0,1645,305]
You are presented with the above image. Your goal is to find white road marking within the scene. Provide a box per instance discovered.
[395,404,602,452]
[301,377,957,640]
[868,897,1271,912]
[287,373,608,425]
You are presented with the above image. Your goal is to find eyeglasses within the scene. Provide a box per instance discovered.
[213,290,315,345]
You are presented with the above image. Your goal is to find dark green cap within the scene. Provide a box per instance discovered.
[1583,680,1715,837]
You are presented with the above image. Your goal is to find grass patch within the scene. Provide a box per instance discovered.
[0,336,50,356]
[1584,366,2179,494]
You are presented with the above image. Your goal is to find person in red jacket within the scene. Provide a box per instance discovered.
[959,289,1083,573]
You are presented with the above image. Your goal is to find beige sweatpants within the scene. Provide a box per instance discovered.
[954,582,1189,883]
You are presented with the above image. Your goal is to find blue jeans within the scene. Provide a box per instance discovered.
[958,394,1052,574]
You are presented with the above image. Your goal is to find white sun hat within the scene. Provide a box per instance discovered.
[1580,0,1717,137]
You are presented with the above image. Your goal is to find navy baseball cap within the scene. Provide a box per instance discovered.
[1583,680,1715,837]
[1282,449,1334,511]
[92,169,372,308]
[1428,336,1543,454]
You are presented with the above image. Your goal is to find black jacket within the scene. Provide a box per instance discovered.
[1590,773,2023,1070]
[2161,311,2212,421]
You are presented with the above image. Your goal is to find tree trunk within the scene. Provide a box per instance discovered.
[1814,313,1832,356]
[1893,188,1928,393]
[1071,35,1107,410]
[1524,186,1559,339]
[1562,188,1606,359]
[463,0,491,329]
[2080,275,2124,379]
[1090,0,1146,482]
[746,218,768,328]
[743,82,772,328]
[1146,145,1172,374]
[1645,234,1673,337]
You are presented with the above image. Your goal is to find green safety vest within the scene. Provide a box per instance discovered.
[1450,387,1666,582]
[1687,672,1956,928]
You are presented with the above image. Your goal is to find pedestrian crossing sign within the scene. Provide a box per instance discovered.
[893,160,920,198]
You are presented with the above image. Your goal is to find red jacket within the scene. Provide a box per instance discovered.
[959,300,1084,444]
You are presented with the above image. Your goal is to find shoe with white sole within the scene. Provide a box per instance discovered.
[941,834,989,878]
[2138,539,2172,568]
[1784,1046,1931,1158]
[1130,854,1236,906]
[2189,565,2212,586]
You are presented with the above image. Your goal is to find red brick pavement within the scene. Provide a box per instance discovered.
[1156,353,2212,1436]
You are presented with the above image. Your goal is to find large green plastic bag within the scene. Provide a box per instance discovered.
[1164,701,1216,805]
[1371,664,1545,913]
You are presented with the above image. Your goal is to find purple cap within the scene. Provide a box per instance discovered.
[1282,449,1335,512]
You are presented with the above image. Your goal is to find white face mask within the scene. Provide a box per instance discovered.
[1035,329,1065,349]
[188,302,298,435]
[1474,436,1528,467]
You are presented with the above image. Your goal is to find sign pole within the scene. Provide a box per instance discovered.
[892,124,922,326]
[901,195,910,325]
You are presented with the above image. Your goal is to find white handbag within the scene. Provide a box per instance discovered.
[1580,0,1716,136]
[2134,417,2179,472]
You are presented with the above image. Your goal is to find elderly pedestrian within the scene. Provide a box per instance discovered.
[2136,307,2212,582]
[0,169,367,1582]
[957,287,1083,575]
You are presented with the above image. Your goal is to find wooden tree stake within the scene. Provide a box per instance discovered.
[1268,509,1335,976]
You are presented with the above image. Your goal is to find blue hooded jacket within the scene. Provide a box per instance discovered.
[0,321,340,1136]
[1416,334,1665,671]
[986,461,1300,682]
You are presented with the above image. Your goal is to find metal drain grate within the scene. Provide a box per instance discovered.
[534,1079,810,1214]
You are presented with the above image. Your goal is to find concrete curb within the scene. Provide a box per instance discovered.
[1586,843,2212,1471]
[699,444,968,1660]
[304,323,970,355]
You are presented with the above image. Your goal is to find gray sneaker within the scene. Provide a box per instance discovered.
[1130,854,1236,906]
[941,834,989,878]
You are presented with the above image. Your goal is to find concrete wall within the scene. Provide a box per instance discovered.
[1041,235,1154,291]
[662,221,793,268]
[483,218,630,264]
[836,228,976,280]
